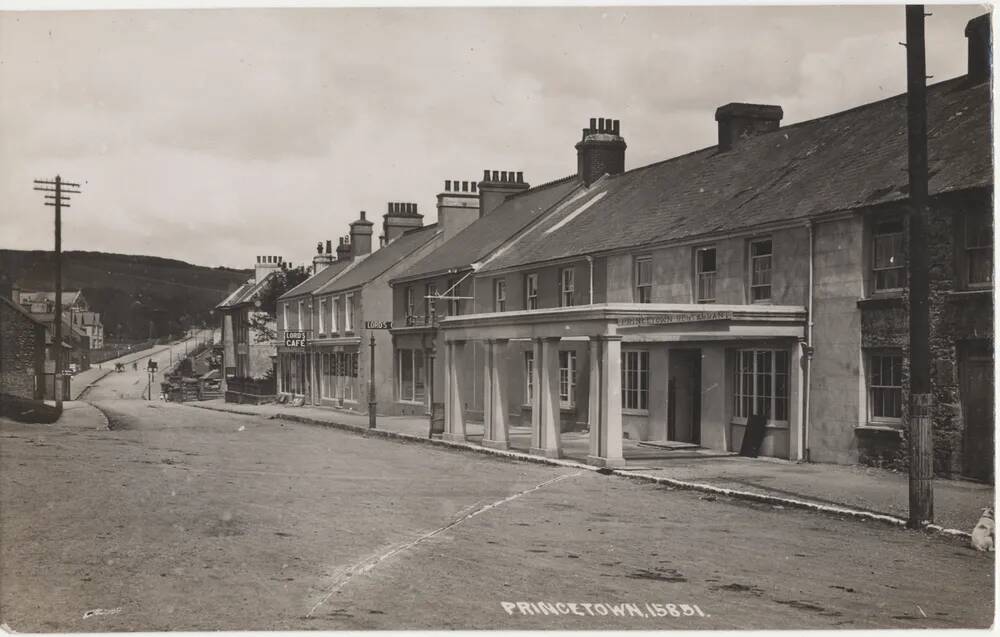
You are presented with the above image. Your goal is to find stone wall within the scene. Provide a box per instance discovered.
[1,301,45,400]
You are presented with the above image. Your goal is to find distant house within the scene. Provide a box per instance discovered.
[1,293,47,400]
[17,289,104,351]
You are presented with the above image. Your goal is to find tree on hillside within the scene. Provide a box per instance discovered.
[247,266,310,343]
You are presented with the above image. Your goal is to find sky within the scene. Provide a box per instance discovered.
[0,3,988,270]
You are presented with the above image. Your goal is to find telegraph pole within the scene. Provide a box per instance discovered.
[33,175,81,409]
[904,4,933,527]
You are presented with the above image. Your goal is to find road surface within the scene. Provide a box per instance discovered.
[0,380,993,630]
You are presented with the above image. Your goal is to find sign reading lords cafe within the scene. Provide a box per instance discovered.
[284,330,308,347]
[618,311,733,328]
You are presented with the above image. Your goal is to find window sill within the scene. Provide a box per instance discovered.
[855,423,904,435]
[946,288,992,302]
[398,399,424,406]
[622,409,650,416]
[730,420,790,430]
[856,293,905,309]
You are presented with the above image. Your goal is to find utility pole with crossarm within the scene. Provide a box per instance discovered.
[33,175,81,409]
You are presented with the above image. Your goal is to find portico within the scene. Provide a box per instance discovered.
[438,303,808,466]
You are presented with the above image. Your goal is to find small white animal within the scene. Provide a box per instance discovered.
[971,507,994,552]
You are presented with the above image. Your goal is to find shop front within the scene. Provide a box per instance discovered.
[437,303,808,467]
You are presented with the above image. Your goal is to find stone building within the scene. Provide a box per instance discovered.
[390,15,993,479]
[1,294,47,400]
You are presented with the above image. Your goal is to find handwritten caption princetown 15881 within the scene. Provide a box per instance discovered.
[501,601,709,619]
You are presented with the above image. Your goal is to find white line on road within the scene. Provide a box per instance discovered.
[306,471,583,617]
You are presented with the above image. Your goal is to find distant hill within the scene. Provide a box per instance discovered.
[1,249,251,341]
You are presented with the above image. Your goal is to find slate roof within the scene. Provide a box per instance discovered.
[1,295,45,327]
[215,271,281,310]
[278,259,353,301]
[18,290,84,307]
[393,175,582,282]
[479,76,991,273]
[314,224,441,296]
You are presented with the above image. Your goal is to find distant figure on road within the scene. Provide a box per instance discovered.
[132,361,138,371]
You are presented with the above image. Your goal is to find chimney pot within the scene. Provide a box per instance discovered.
[326,239,332,253]
[492,170,499,181]
[445,179,451,191]
[966,13,991,81]
[516,171,523,183]
[462,180,468,192]
[317,242,323,254]
[361,210,366,221]
[598,117,606,132]
[483,169,490,181]
[500,171,507,182]
[589,117,597,131]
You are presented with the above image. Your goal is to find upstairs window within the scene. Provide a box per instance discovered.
[749,239,772,303]
[297,301,303,330]
[560,268,575,307]
[332,297,339,334]
[872,220,906,292]
[696,247,717,303]
[318,299,326,335]
[634,257,652,303]
[282,303,288,332]
[345,294,354,332]
[425,283,437,325]
[494,279,507,312]
[525,273,539,310]
[405,286,415,319]
[964,212,993,288]
[446,278,460,317]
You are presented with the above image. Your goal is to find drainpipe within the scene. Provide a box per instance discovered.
[586,256,594,305]
[804,221,815,462]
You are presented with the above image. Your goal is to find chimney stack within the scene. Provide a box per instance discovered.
[254,254,282,285]
[382,201,424,243]
[477,169,530,217]
[438,177,481,240]
[336,235,353,262]
[714,103,783,151]
[965,14,991,82]
[575,117,626,186]
[350,210,374,256]
[313,239,335,274]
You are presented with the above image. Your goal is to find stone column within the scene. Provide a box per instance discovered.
[442,340,467,442]
[530,338,542,450]
[588,337,602,458]
[483,339,510,450]
[789,339,806,461]
[588,334,625,468]
[531,336,562,458]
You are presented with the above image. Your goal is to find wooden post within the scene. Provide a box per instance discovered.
[905,4,934,527]
[369,333,377,429]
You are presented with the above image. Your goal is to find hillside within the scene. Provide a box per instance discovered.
[1,250,250,340]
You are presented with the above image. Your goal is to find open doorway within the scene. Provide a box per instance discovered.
[667,349,702,445]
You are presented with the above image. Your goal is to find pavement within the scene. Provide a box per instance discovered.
[1,398,993,630]
[187,399,995,535]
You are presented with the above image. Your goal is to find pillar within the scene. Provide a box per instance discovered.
[483,339,510,450]
[531,337,562,458]
[442,340,467,442]
[588,337,602,456]
[789,339,806,461]
[588,334,625,468]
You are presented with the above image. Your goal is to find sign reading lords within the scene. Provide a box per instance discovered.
[284,330,308,347]
[619,311,734,328]
[364,320,392,330]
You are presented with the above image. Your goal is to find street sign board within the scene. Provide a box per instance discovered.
[364,320,392,330]
[284,330,307,347]
[147,360,158,372]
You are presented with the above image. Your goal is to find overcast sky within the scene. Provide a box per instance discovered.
[0,4,987,270]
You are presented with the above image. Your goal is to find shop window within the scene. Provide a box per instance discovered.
[345,294,354,332]
[622,350,649,411]
[560,268,575,307]
[749,239,772,302]
[963,212,993,288]
[318,299,326,335]
[559,350,577,407]
[635,257,652,303]
[696,246,717,303]
[872,219,906,292]
[733,349,789,423]
[398,349,426,403]
[494,279,507,312]
[525,351,534,403]
[867,351,903,422]
[525,274,539,310]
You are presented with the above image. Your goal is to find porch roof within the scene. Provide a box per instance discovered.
[438,302,807,342]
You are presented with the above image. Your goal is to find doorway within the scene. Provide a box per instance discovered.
[960,340,993,482]
[667,349,702,444]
